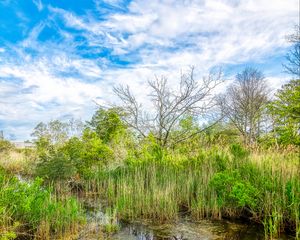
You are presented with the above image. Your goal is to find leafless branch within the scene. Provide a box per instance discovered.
[114,67,223,147]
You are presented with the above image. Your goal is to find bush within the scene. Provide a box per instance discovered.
[0,170,84,238]
[0,140,14,153]
[210,170,260,210]
[35,151,77,181]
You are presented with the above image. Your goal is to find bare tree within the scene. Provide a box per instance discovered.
[114,67,223,147]
[219,67,269,146]
[283,25,300,77]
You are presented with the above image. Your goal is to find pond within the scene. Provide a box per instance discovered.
[80,204,293,240]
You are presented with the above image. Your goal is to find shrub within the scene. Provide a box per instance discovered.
[0,140,14,153]
[35,151,77,181]
[210,170,260,210]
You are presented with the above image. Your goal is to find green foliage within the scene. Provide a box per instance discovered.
[0,230,17,240]
[208,149,229,171]
[202,123,240,146]
[86,108,126,143]
[209,170,259,210]
[35,136,52,158]
[60,136,83,169]
[0,170,84,238]
[32,108,126,180]
[268,79,300,146]
[0,221,19,240]
[35,151,76,181]
[35,130,114,180]
[80,129,113,175]
[143,134,165,161]
[229,143,249,161]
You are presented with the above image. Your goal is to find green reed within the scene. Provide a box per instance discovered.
[90,147,299,239]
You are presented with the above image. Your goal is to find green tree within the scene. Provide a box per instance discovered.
[268,79,300,146]
[79,129,113,176]
[86,108,126,143]
[35,151,76,181]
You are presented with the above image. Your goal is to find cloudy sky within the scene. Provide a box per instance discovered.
[0,0,298,140]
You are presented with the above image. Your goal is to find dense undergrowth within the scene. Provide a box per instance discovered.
[0,168,84,240]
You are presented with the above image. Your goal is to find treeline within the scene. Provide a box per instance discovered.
[26,69,299,181]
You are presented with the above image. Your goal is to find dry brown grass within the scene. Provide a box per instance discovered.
[250,148,299,176]
[0,149,36,175]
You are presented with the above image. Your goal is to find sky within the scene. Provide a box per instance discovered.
[0,0,299,141]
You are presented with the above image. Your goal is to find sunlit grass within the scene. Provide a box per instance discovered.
[0,149,37,175]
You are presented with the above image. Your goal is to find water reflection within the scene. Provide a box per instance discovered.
[112,220,293,240]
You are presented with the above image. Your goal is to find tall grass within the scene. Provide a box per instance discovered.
[90,146,300,239]
[0,148,36,175]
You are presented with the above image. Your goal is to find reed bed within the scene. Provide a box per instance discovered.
[90,146,300,239]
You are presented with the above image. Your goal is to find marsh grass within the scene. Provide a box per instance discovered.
[89,146,300,239]
[2,144,298,239]
[0,148,36,175]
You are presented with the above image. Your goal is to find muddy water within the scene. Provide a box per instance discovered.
[112,219,292,240]
[79,197,294,240]
[81,207,293,240]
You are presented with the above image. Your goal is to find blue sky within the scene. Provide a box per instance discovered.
[0,0,298,141]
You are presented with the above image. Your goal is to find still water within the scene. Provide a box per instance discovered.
[81,211,293,240]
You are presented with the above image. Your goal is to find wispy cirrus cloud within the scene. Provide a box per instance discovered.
[32,0,44,11]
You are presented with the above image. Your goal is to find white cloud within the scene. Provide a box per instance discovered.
[32,0,44,11]
[50,0,297,67]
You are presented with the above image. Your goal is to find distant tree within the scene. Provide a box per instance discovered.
[31,122,49,140]
[114,67,223,147]
[219,67,269,146]
[68,118,84,137]
[283,25,300,77]
[268,79,300,146]
[47,120,69,144]
[31,122,52,155]
[31,119,83,145]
